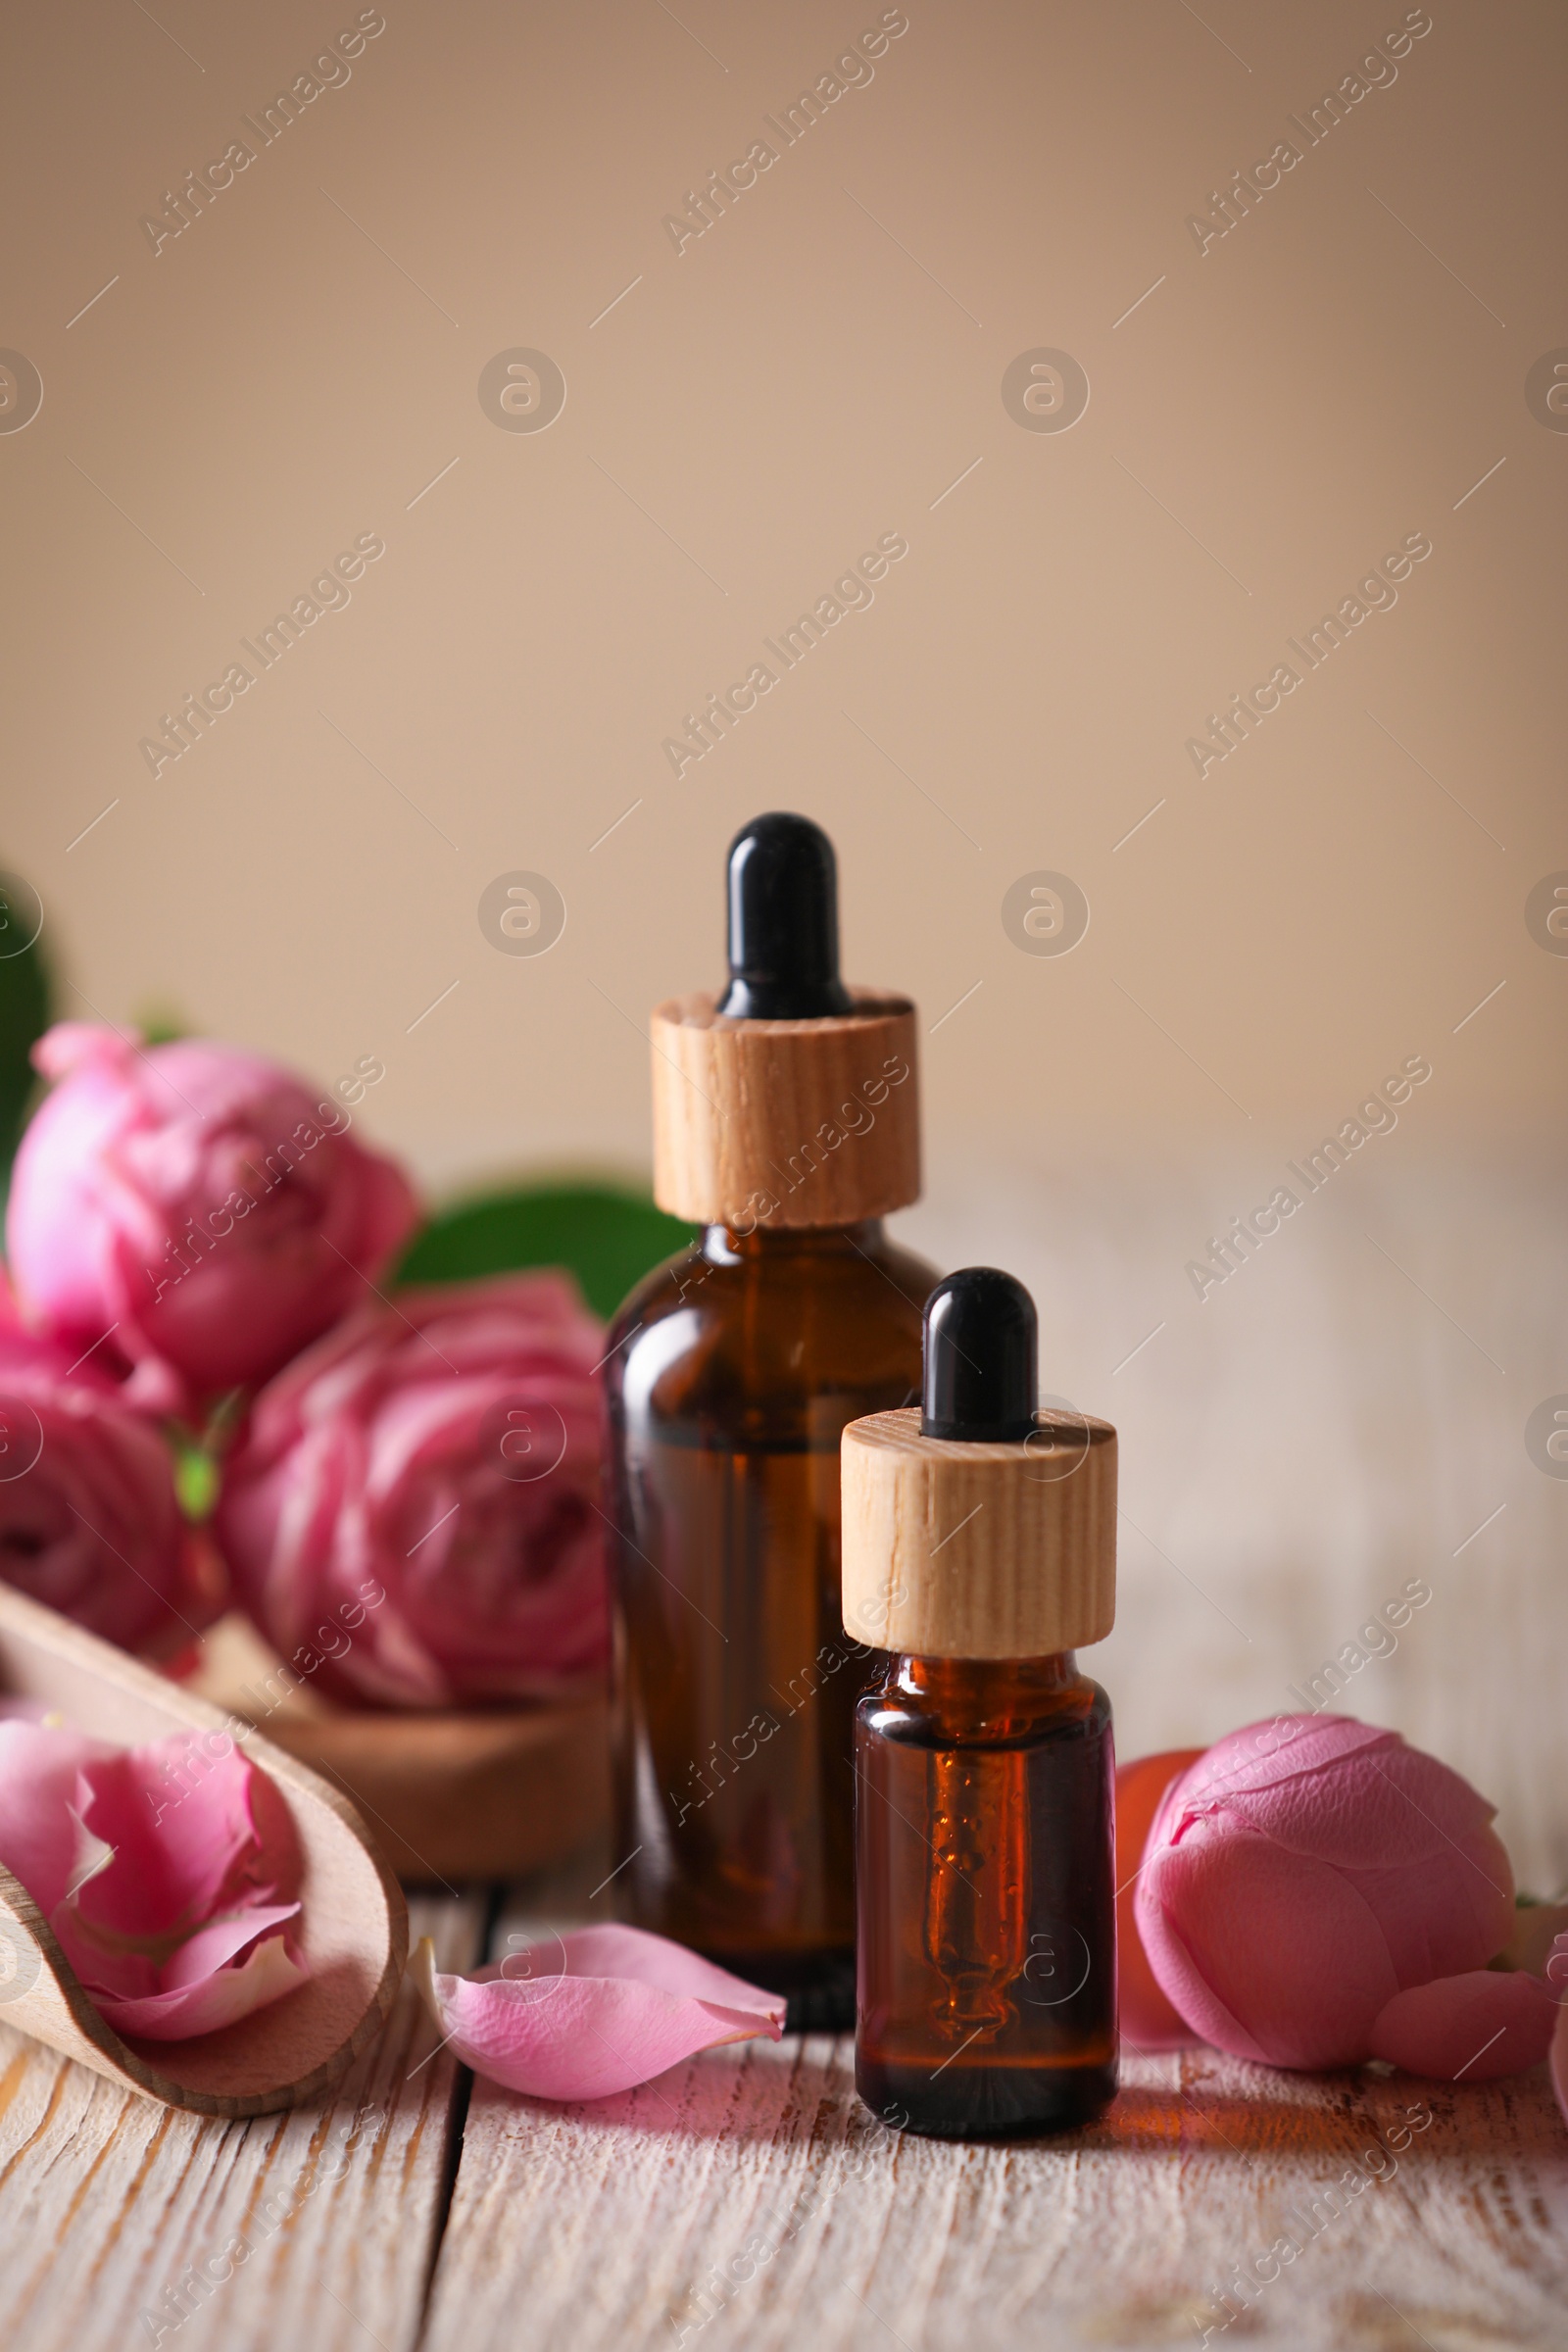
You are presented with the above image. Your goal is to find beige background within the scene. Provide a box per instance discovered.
[2,0,1566,1870]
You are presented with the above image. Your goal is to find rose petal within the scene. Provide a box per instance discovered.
[159,1902,302,1989]
[0,1712,309,2042]
[97,1929,309,2041]
[1137,1822,1399,2067]
[1346,1823,1516,1991]
[1369,1969,1558,2082]
[413,1927,785,2101]
[0,1718,116,1916]
[1550,1970,1568,2132]
[1170,1719,1496,1874]
[1114,1748,1206,2052]
[69,1900,303,2005]
[71,1735,263,1940]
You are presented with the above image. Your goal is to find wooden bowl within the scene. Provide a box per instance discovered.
[0,1586,407,2117]
[184,1614,612,1886]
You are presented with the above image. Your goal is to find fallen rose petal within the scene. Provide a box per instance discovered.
[95,1928,309,2041]
[413,1925,785,2101]
[1114,1747,1206,2052]
[1550,1945,1568,2131]
[1369,1968,1557,2082]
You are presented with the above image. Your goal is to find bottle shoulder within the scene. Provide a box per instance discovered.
[611,1230,936,1327]
[606,1227,939,1437]
[857,1666,1112,1751]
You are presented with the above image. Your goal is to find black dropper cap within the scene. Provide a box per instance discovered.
[921,1268,1038,1442]
[714,812,855,1020]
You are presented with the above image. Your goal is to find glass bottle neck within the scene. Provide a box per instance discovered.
[884,1651,1085,1738]
[700,1216,887,1264]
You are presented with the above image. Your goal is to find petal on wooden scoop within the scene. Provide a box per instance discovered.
[0,1714,308,2042]
[91,1912,309,2040]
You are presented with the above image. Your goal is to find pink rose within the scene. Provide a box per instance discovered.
[6,1024,418,1416]
[1135,1715,1555,2080]
[217,1274,609,1708]
[0,1325,221,1653]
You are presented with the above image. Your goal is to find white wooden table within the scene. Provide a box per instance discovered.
[3,1857,1563,2352]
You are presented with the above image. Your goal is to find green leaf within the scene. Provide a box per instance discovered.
[395,1181,694,1321]
[137,1004,190,1047]
[0,868,50,1191]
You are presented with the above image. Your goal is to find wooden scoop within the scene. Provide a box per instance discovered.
[0,1585,408,2116]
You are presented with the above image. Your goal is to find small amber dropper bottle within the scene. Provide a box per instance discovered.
[602,813,939,2029]
[842,1268,1118,2135]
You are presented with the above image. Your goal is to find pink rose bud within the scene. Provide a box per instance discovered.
[6,1024,418,1414]
[0,1325,222,1652]
[217,1274,610,1708]
[1134,1715,1542,2076]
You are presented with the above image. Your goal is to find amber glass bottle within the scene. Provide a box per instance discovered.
[604,814,938,2029]
[842,1269,1119,2134]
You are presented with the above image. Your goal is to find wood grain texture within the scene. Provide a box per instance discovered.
[650,990,920,1228]
[0,1893,483,2352]
[424,2023,1568,2352]
[0,1585,407,2115]
[2,1852,1564,2351]
[841,1406,1117,1656]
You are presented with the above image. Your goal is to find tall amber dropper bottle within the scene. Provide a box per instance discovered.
[843,1267,1118,2132]
[602,812,939,2029]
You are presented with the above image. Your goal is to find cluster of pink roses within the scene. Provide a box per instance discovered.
[0,1023,609,1706]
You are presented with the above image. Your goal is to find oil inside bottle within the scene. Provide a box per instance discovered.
[856,1649,1116,2133]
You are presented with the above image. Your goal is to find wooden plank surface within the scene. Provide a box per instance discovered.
[424,2020,1568,2352]
[0,1867,1562,2352]
[0,1893,484,2352]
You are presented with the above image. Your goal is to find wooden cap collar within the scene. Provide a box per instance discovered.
[650,988,921,1230]
[840,1405,1117,1658]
